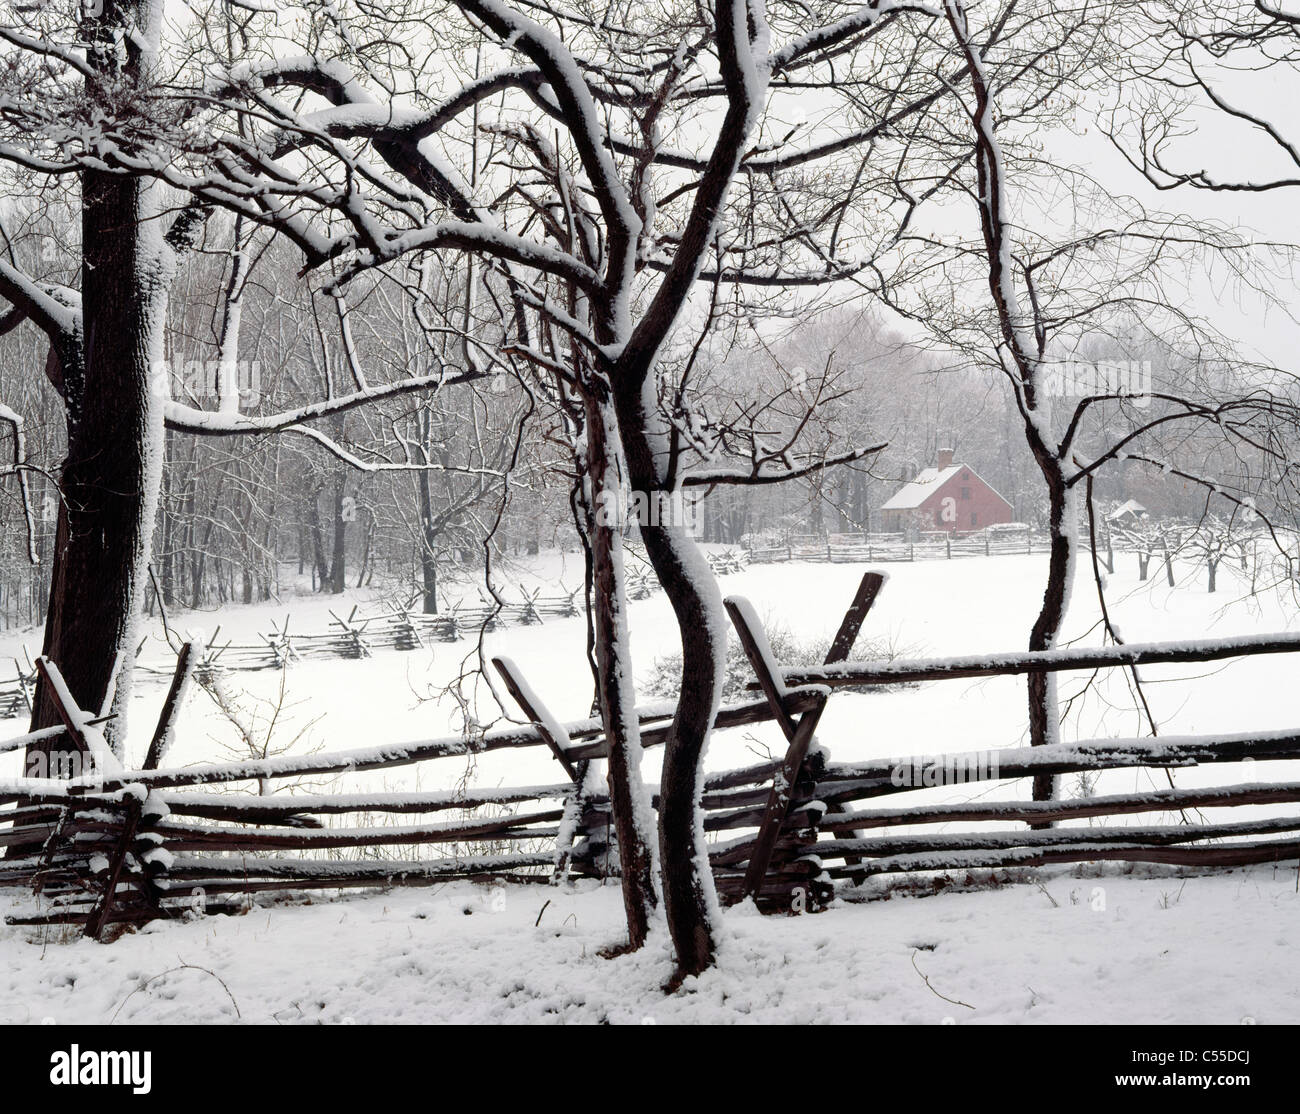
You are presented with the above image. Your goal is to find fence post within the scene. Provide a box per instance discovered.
[826,572,886,663]
[723,598,831,909]
[34,658,165,931]
[491,657,591,881]
[33,657,123,777]
[739,696,826,901]
[143,641,197,771]
[492,657,581,783]
[83,795,143,941]
[822,573,885,872]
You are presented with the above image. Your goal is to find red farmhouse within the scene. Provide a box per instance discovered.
[879,449,1014,534]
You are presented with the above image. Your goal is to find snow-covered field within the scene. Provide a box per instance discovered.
[3,550,1299,1023]
[2,868,1295,1025]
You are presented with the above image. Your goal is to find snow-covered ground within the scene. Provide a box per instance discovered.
[3,549,1299,1023]
[2,869,1295,1024]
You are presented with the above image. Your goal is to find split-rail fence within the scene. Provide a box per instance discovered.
[3,571,1299,938]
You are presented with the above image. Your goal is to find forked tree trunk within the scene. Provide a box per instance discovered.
[615,390,726,979]
[582,392,658,949]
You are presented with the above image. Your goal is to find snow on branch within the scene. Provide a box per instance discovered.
[0,257,79,343]
[682,442,887,487]
[766,0,942,74]
[283,425,509,476]
[163,368,488,437]
[335,221,605,294]
[449,0,642,297]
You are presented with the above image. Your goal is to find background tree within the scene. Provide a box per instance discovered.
[861,0,1300,806]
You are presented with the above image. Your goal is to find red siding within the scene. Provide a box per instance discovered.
[919,469,1013,532]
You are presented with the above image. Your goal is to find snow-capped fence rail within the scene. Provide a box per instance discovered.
[739,590,1300,889]
[117,586,596,684]
[5,569,1300,937]
[745,531,1052,565]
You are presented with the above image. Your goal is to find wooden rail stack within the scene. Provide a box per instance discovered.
[4,570,1300,937]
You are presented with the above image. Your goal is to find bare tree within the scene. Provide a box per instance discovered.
[0,0,984,974]
[0,2,490,758]
[862,0,1300,808]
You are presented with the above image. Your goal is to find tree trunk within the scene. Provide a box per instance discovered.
[615,388,725,979]
[29,0,172,761]
[158,428,177,607]
[583,392,658,950]
[307,491,329,589]
[354,509,371,589]
[1027,466,1073,806]
[327,476,347,594]
[417,458,439,615]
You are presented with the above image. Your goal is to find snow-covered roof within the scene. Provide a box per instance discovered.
[1106,499,1147,520]
[881,465,963,510]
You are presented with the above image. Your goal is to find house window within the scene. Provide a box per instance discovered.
[960,487,971,500]
[961,471,970,480]
[970,512,978,527]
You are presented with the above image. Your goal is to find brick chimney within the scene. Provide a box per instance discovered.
[937,447,955,470]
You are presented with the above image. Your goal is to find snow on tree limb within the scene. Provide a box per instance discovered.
[162,369,490,437]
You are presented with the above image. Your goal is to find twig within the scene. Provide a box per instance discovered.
[110,962,242,1023]
[911,950,975,1010]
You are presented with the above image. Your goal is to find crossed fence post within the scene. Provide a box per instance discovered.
[491,657,596,881]
[29,646,203,939]
[723,570,885,908]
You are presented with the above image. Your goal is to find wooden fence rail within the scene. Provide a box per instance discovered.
[744,532,1053,566]
[0,588,602,714]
